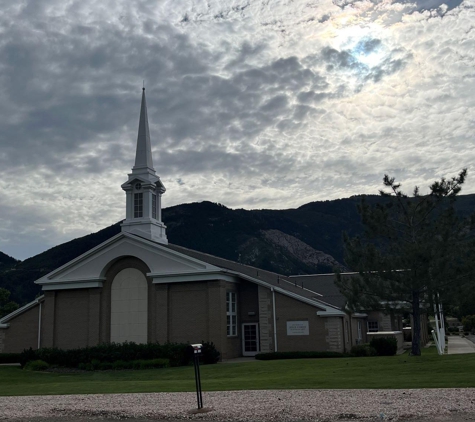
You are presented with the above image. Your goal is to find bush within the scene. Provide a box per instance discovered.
[136,358,169,370]
[24,360,49,371]
[20,341,220,369]
[369,337,398,356]
[462,315,475,333]
[255,351,345,360]
[350,344,377,357]
[0,353,21,364]
[201,341,220,364]
[97,361,113,370]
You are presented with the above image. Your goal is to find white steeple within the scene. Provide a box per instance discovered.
[121,88,168,244]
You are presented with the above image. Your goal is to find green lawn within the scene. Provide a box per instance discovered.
[1,349,474,396]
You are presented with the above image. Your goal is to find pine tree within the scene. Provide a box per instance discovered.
[336,169,475,356]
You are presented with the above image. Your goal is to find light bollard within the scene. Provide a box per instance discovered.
[187,343,203,409]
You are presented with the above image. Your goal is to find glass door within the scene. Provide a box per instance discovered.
[242,323,259,356]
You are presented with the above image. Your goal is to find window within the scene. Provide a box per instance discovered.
[357,321,362,342]
[134,193,143,218]
[226,292,237,336]
[367,320,379,332]
[152,193,157,219]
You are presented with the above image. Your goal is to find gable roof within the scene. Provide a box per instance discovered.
[2,233,347,325]
[25,228,346,315]
[289,272,359,309]
[166,243,345,314]
[0,295,44,326]
[34,232,220,290]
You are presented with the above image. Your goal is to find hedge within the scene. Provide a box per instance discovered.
[255,351,345,360]
[369,337,397,356]
[0,353,21,364]
[20,341,220,368]
[24,360,49,371]
[78,358,170,371]
[349,344,377,357]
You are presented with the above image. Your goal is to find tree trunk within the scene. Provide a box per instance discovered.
[412,289,421,356]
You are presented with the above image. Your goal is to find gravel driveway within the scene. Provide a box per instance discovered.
[2,389,475,422]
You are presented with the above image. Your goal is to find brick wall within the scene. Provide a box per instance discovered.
[275,292,329,352]
[3,304,40,353]
[0,328,6,353]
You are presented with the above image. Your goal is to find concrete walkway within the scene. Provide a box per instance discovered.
[447,336,475,354]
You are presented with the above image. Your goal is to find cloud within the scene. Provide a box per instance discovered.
[0,0,473,259]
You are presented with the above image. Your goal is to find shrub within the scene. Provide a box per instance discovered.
[201,341,220,364]
[97,361,113,371]
[20,341,219,369]
[369,337,398,356]
[136,358,169,370]
[350,344,377,357]
[0,353,21,364]
[24,360,49,371]
[462,315,475,333]
[255,351,345,360]
[91,359,101,370]
[112,360,129,370]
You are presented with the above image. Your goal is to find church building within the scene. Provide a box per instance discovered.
[0,90,369,358]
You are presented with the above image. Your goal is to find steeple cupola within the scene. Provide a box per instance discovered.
[121,88,168,244]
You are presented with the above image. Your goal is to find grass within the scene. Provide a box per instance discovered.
[1,348,474,396]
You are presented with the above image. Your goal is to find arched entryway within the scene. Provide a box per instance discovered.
[110,268,148,343]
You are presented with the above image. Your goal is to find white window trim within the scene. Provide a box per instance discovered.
[134,192,143,218]
[367,320,379,332]
[226,291,237,337]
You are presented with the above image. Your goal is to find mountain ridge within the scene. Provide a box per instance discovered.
[2,193,475,305]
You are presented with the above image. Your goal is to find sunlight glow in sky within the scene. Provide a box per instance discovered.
[0,0,474,259]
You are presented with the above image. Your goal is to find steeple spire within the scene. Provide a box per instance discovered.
[133,88,154,171]
[120,88,168,244]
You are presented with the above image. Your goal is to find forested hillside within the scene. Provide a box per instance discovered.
[2,193,475,305]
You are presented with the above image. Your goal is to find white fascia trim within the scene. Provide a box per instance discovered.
[34,232,125,284]
[0,323,9,328]
[42,281,103,291]
[124,233,219,271]
[37,277,105,286]
[35,232,218,285]
[352,313,368,318]
[316,310,346,317]
[219,269,339,312]
[281,278,323,297]
[152,270,238,284]
[0,295,44,324]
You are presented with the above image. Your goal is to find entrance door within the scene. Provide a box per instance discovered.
[242,323,259,356]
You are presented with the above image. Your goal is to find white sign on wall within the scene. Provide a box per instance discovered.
[286,320,309,336]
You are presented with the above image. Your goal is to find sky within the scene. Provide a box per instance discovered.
[0,0,474,260]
